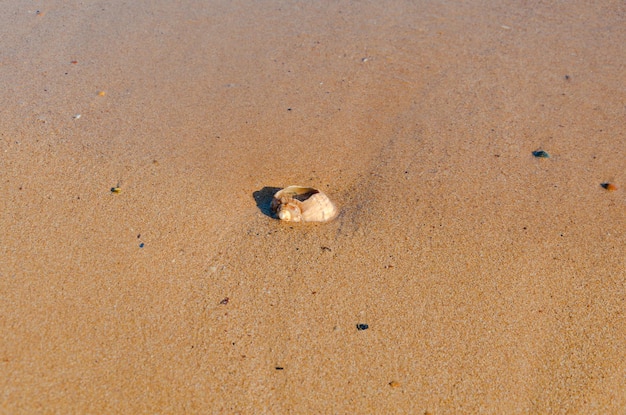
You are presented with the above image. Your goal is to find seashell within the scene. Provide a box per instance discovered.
[271,186,338,223]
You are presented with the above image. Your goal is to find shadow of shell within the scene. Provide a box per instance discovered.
[253,186,282,218]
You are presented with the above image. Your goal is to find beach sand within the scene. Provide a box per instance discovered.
[1,0,625,413]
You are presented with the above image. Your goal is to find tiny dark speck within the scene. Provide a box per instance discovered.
[275,366,284,370]
[139,243,145,248]
[356,324,369,331]
[564,75,570,80]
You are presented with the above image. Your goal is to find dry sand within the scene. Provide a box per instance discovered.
[1,0,625,413]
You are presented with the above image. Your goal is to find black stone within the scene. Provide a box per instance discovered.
[532,150,550,158]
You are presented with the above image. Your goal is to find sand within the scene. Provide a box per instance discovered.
[1,0,625,413]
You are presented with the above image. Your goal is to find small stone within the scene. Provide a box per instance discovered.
[532,150,550,158]
[110,187,121,193]
[601,183,617,191]
[389,380,401,388]
[356,323,369,331]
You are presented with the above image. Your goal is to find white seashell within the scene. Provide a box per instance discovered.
[271,186,338,223]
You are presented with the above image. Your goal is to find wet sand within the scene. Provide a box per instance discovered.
[1,1,625,413]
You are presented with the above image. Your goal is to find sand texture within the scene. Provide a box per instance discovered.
[1,0,625,413]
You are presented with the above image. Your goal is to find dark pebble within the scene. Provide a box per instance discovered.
[532,150,550,158]
[139,243,145,248]
[356,323,369,331]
